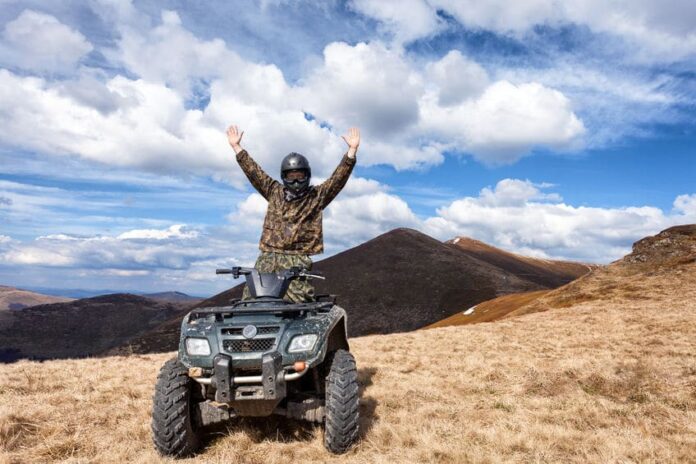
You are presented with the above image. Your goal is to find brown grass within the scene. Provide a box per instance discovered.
[1,265,696,463]
[425,290,551,328]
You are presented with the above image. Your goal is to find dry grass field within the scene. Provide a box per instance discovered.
[2,226,695,463]
[1,266,695,463]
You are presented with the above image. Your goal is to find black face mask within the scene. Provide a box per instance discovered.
[283,183,311,201]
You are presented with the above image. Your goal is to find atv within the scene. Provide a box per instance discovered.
[151,266,360,458]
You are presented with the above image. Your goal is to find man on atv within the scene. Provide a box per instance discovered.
[226,125,360,303]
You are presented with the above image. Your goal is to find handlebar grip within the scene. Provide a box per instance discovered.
[216,269,233,274]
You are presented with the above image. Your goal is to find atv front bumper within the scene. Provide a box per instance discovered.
[191,352,308,403]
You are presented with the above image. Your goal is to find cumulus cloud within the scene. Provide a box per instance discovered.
[300,41,422,136]
[320,176,421,250]
[0,10,93,73]
[348,0,444,44]
[352,0,696,61]
[324,190,420,249]
[0,4,589,175]
[425,50,490,106]
[674,194,696,216]
[423,179,696,262]
[115,10,243,98]
[0,222,255,294]
[1,226,207,270]
[2,175,694,292]
[300,41,583,166]
[420,80,585,164]
[117,224,199,240]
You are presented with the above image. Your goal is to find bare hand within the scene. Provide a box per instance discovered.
[341,127,360,150]
[226,125,244,153]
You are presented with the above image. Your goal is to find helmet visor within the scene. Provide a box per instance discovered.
[283,169,308,182]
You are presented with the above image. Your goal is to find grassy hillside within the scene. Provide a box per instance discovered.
[0,294,189,361]
[1,273,694,462]
[0,285,73,311]
[425,289,551,328]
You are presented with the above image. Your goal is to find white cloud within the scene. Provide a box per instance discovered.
[348,0,443,44]
[425,50,490,106]
[1,224,211,270]
[301,41,422,137]
[0,5,590,176]
[420,80,585,164]
[0,10,93,73]
[352,0,696,62]
[115,10,243,98]
[674,194,696,216]
[0,222,258,294]
[299,41,583,166]
[227,192,267,231]
[2,174,694,292]
[117,224,198,240]
[477,178,563,206]
[423,179,696,262]
[322,176,420,249]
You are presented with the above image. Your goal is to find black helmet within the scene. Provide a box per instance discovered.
[280,152,311,194]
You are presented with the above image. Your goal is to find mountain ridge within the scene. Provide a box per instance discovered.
[114,227,591,355]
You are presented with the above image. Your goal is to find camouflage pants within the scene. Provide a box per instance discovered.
[241,251,315,303]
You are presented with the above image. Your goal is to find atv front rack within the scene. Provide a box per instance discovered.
[190,300,334,320]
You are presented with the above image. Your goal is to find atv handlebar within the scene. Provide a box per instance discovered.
[215,266,325,280]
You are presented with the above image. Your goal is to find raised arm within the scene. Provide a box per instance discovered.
[317,128,360,208]
[227,125,279,200]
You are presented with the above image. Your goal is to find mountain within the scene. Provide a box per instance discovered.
[116,228,590,354]
[446,236,596,287]
[141,291,204,304]
[19,286,126,299]
[0,285,74,311]
[503,223,696,319]
[431,224,696,328]
[0,293,191,362]
[2,226,693,462]
[425,289,552,328]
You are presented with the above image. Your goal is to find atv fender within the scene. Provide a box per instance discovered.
[309,307,350,368]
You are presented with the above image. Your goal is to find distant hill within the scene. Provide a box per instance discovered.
[0,285,74,311]
[446,236,596,287]
[19,286,126,299]
[116,228,589,354]
[141,291,203,304]
[504,223,696,319]
[0,294,190,362]
[431,224,696,328]
[19,286,205,300]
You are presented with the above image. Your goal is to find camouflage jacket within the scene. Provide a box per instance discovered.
[236,149,356,255]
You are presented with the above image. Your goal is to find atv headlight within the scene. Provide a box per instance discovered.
[185,337,211,356]
[288,334,318,353]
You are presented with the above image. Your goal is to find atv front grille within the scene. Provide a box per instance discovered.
[223,338,276,353]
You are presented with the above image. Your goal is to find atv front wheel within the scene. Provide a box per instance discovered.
[323,349,360,454]
[151,358,202,458]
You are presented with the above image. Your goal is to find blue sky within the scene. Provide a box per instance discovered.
[0,0,694,296]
